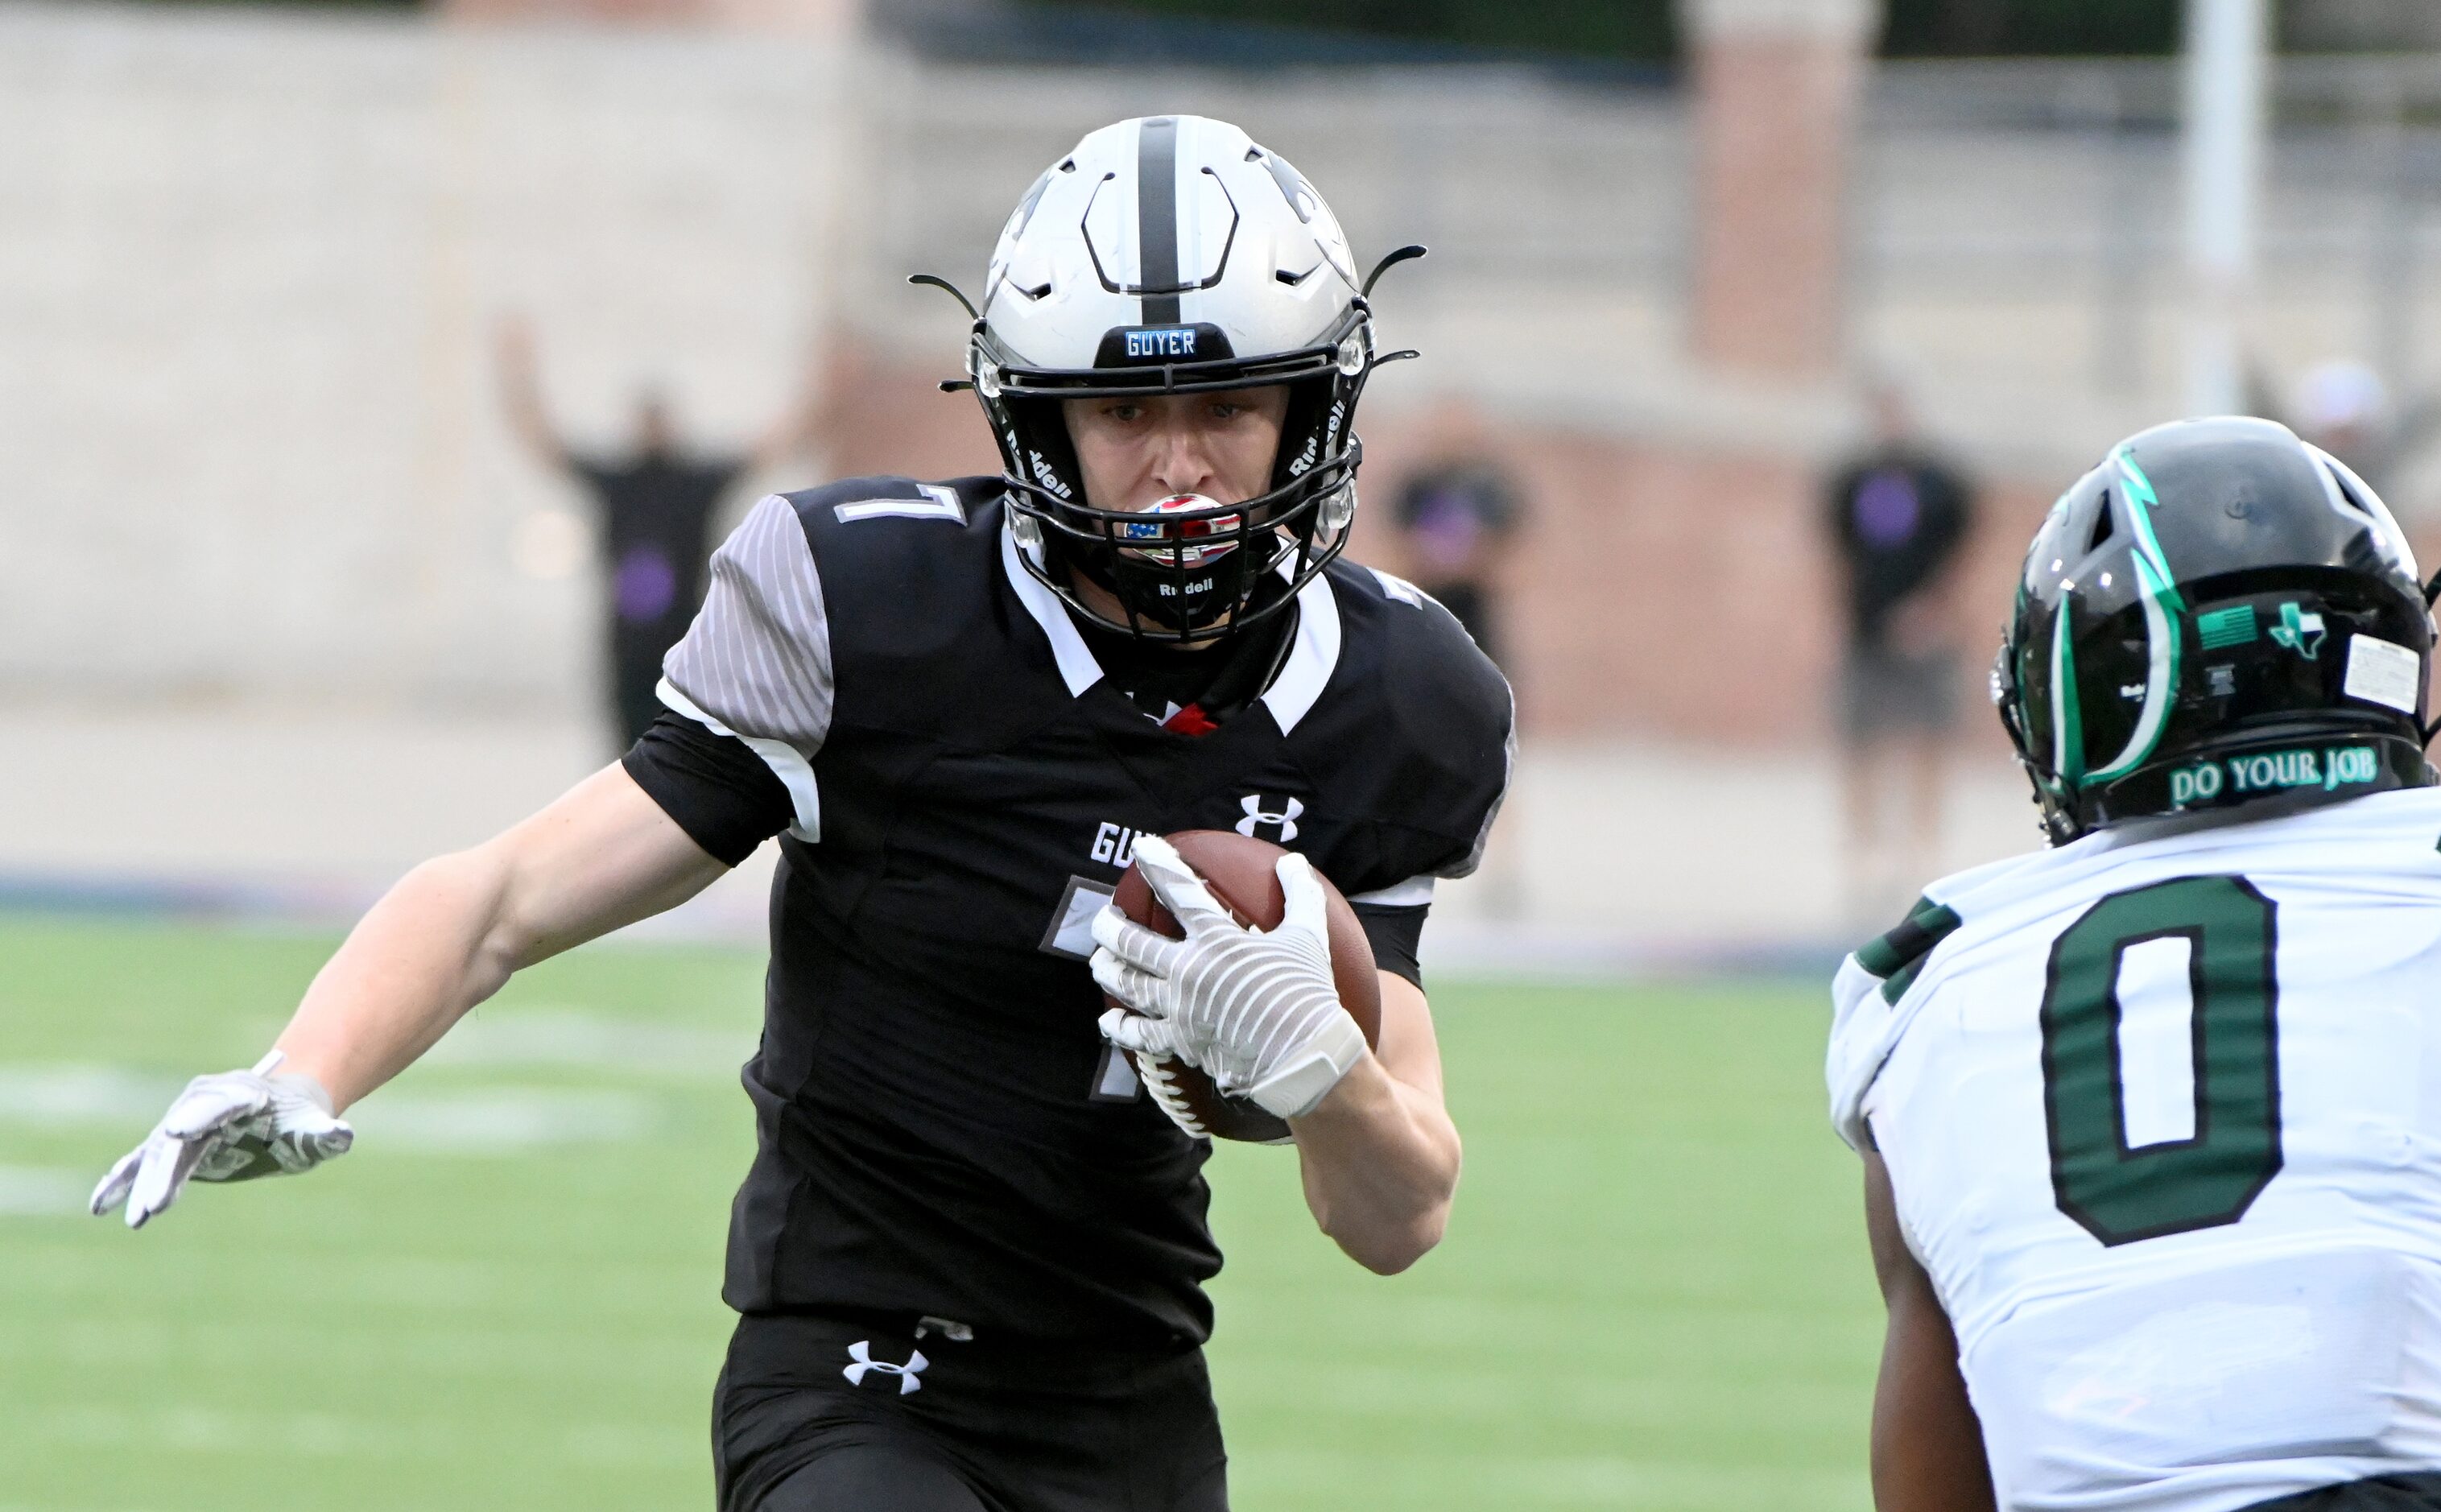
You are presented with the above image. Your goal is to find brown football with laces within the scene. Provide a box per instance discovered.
[1106,829,1381,1144]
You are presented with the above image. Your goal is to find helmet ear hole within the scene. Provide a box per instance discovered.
[2324,465,2378,522]
[2086,495,2116,554]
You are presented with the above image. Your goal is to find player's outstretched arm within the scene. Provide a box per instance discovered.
[1284,970,1462,1276]
[1863,1150,1996,1512]
[92,765,729,1228]
[273,764,726,1108]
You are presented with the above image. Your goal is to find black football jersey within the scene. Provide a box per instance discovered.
[622,475,1512,1349]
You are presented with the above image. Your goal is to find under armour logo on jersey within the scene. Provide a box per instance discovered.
[1237,795,1303,844]
[842,1341,928,1395]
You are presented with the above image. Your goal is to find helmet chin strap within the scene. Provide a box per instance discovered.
[1048,535,1190,641]
[1061,542,1249,645]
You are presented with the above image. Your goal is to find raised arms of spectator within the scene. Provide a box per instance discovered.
[744,345,832,475]
[497,316,825,479]
[495,314,570,471]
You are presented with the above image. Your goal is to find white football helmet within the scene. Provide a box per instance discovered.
[928,114,1419,642]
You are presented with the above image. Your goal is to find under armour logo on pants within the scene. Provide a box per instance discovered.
[842,1340,928,1395]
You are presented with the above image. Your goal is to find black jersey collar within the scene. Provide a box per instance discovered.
[1000,518,1342,734]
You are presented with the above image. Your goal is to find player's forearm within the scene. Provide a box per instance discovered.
[267,767,726,1109]
[1290,1055,1462,1274]
[271,847,527,1112]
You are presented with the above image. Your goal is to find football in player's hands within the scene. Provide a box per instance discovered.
[1105,829,1380,1143]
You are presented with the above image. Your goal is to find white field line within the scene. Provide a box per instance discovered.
[423,1008,747,1079]
[0,1067,655,1153]
[0,1164,92,1215]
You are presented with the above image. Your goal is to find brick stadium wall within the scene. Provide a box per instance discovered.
[1687,32,1863,379]
[813,342,2060,749]
[25,10,2430,748]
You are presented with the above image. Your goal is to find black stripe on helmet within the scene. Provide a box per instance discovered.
[1136,116,1181,325]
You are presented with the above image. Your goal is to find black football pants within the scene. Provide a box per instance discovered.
[714,1312,1228,1512]
[2242,1475,2441,1510]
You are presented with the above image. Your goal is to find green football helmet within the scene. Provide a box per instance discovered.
[1995,415,2439,844]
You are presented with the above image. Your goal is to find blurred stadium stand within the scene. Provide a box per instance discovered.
[9,0,2441,952]
[2286,0,2441,52]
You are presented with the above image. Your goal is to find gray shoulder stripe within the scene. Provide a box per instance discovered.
[660,494,834,756]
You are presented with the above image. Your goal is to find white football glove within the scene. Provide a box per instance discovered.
[89,1051,353,1230]
[1090,837,1368,1122]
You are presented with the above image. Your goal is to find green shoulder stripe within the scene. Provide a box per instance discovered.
[1855,895,1963,1004]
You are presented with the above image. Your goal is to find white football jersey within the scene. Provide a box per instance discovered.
[1829,787,2441,1512]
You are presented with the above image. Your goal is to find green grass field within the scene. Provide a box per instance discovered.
[0,916,1880,1511]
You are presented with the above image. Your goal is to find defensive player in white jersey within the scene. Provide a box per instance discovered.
[1832,416,2441,1512]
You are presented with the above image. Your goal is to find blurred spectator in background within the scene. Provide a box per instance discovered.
[1392,395,1526,668]
[496,316,824,751]
[2277,358,2440,498]
[1824,380,1977,919]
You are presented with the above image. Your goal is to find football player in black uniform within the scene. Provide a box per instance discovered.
[91,114,1513,1512]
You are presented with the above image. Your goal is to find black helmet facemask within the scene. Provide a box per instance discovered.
[980,310,1370,643]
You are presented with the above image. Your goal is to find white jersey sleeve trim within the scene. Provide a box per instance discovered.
[1349,874,1435,908]
[658,678,821,843]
